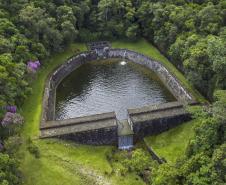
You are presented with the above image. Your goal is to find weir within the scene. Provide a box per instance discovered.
[40,41,198,150]
[117,119,134,150]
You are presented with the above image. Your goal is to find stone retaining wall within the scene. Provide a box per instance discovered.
[128,101,192,141]
[41,52,98,127]
[58,126,118,145]
[40,46,197,146]
[133,113,191,141]
[107,49,195,102]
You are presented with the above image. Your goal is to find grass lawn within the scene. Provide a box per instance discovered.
[144,120,196,164]
[19,43,145,185]
[19,40,201,185]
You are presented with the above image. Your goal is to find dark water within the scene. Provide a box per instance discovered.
[55,59,175,120]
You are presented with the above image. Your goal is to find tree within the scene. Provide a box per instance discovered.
[0,18,18,37]
[19,4,46,36]
[0,36,14,54]
[14,45,32,62]
[207,36,226,89]
[0,53,29,105]
[198,3,223,34]
[31,42,48,60]
[56,5,76,25]
[126,24,139,39]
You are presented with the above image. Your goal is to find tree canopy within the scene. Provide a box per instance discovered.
[0,0,225,184]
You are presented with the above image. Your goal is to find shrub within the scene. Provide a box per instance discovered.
[112,162,128,176]
[1,113,23,138]
[1,113,24,127]
[27,138,40,158]
[4,136,22,156]
[0,153,22,185]
[123,149,152,175]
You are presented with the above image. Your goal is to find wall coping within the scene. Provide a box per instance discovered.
[40,46,198,140]
[41,112,116,130]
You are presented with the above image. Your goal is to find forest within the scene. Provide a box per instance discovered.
[0,0,225,185]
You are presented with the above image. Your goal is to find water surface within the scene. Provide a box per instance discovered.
[56,59,175,120]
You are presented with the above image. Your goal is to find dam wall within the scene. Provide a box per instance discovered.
[41,112,118,145]
[40,44,197,147]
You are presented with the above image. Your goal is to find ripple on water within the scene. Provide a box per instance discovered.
[55,59,176,120]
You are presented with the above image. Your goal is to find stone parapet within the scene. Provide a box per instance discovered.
[107,49,195,103]
[40,45,198,148]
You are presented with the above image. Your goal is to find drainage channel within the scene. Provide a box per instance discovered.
[117,119,134,150]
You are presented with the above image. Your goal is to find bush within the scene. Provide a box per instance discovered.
[27,138,40,158]
[4,136,22,156]
[0,153,22,185]
[112,162,128,176]
[123,149,152,174]
[109,148,153,176]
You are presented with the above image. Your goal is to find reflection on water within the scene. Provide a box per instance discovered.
[55,59,175,120]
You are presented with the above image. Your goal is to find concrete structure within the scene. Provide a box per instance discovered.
[118,120,134,150]
[41,112,118,145]
[128,101,192,141]
[40,41,198,149]
[106,49,194,102]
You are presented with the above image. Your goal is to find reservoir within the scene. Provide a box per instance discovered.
[55,59,175,120]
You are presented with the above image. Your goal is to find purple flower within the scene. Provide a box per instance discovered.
[27,60,41,73]
[34,60,40,67]
[5,105,17,113]
[1,112,24,127]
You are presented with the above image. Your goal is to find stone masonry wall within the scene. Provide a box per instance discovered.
[41,47,196,146]
[132,113,191,141]
[58,126,118,145]
[41,52,98,127]
[106,49,195,103]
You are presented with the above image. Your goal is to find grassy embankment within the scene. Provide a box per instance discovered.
[20,39,200,185]
[112,39,200,164]
[144,120,196,164]
[20,43,145,185]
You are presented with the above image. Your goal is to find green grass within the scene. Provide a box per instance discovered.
[112,39,205,102]
[21,140,113,185]
[19,40,202,185]
[144,120,196,163]
[21,43,87,138]
[19,43,144,185]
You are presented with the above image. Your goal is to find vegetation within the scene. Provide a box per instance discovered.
[149,92,226,185]
[0,0,225,109]
[144,120,196,163]
[16,43,145,185]
[0,0,225,184]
